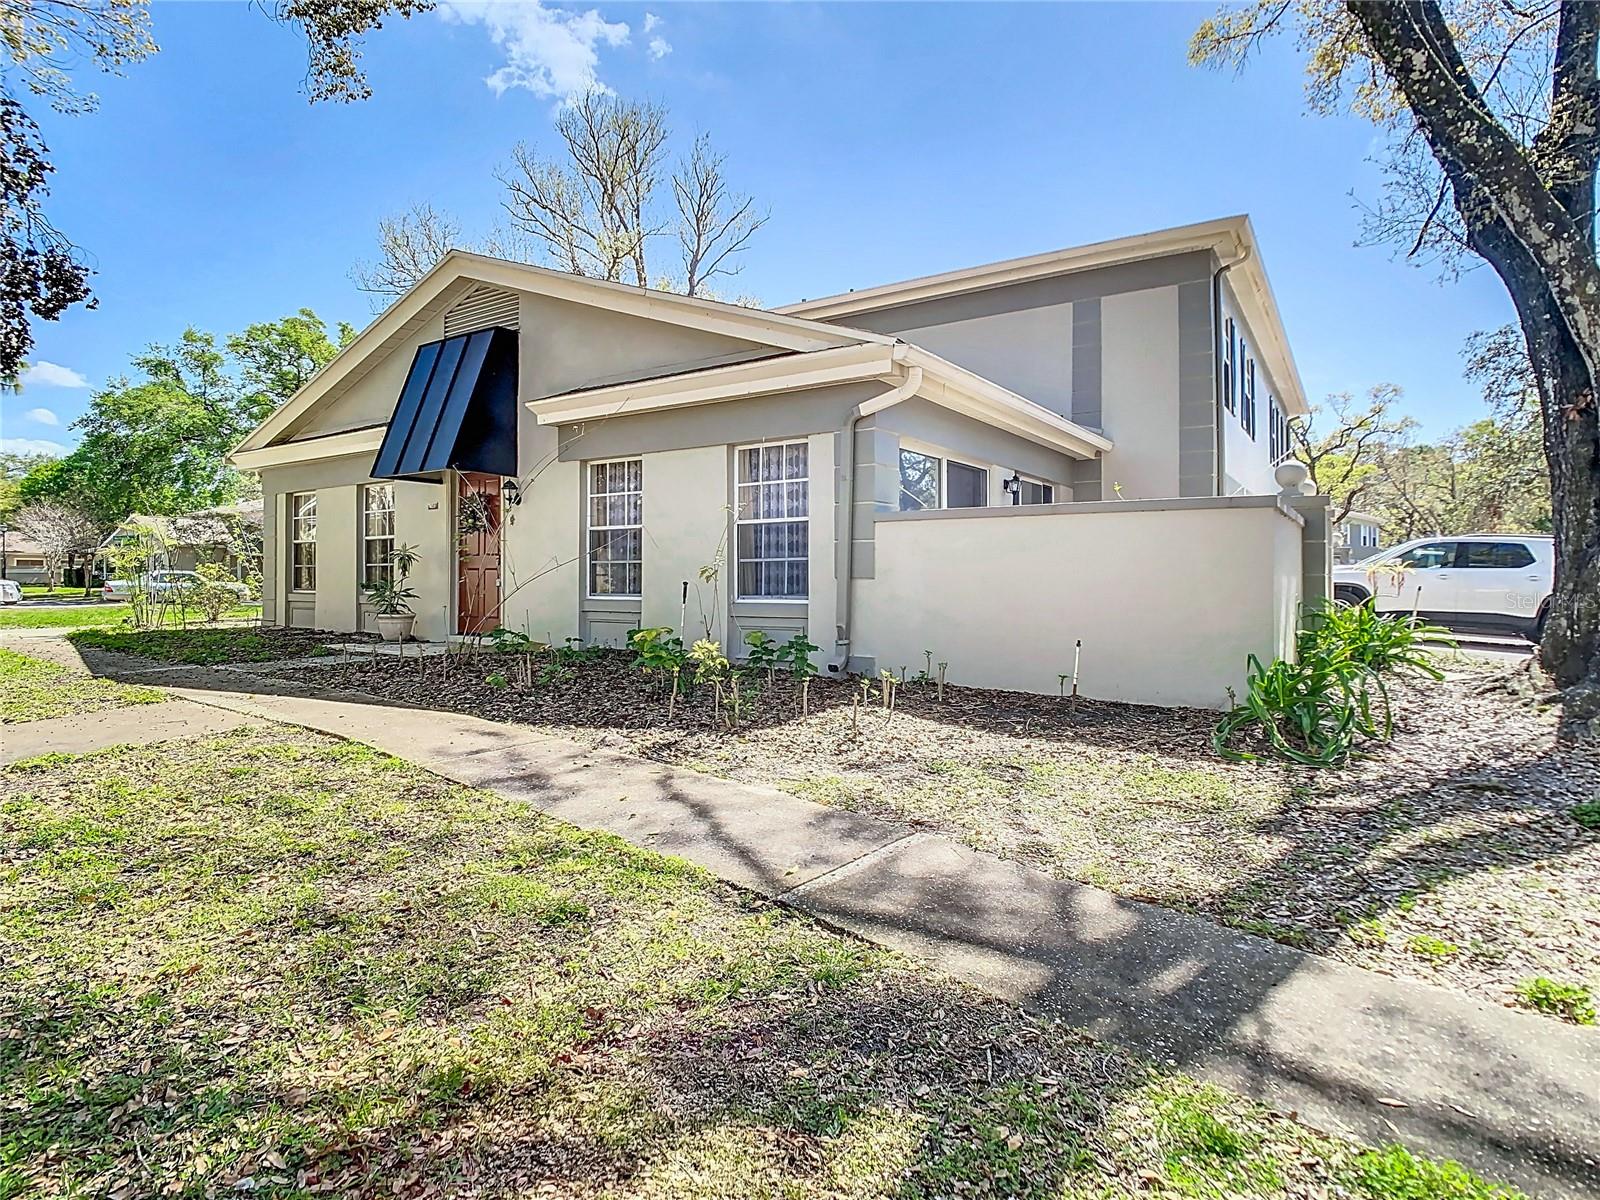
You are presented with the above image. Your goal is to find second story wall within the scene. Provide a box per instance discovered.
[826,250,1220,501]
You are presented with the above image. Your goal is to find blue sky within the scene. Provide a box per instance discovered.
[3,0,1517,457]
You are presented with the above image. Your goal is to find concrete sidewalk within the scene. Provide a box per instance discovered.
[4,637,1594,1198]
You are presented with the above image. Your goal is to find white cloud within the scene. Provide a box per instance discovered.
[643,11,661,32]
[0,437,66,457]
[647,35,671,60]
[21,361,87,389]
[437,1,631,100]
[23,407,59,426]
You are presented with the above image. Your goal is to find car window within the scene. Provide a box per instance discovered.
[1395,541,1456,570]
[1458,542,1536,569]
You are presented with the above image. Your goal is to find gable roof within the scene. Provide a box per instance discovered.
[778,215,1308,416]
[232,250,890,459]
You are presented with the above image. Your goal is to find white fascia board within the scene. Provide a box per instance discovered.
[234,250,890,456]
[230,426,384,471]
[527,343,899,425]
[903,348,1113,461]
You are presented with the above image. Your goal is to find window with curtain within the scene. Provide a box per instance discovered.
[588,459,643,597]
[289,493,317,592]
[361,484,396,586]
[736,442,808,599]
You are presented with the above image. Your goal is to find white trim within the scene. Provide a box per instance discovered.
[527,343,898,425]
[232,252,888,460]
[585,457,644,600]
[895,437,991,513]
[232,426,384,471]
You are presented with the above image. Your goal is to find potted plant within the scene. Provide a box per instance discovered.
[362,544,420,641]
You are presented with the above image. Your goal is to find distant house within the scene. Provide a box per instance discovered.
[1334,511,1383,563]
[1,532,50,584]
[98,500,264,581]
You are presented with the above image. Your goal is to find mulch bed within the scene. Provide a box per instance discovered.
[276,649,1600,1020]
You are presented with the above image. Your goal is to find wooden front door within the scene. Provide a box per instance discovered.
[456,472,503,635]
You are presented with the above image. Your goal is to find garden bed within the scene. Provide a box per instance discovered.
[0,727,1518,1198]
[278,649,1600,1022]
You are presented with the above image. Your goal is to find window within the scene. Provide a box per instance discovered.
[1459,541,1535,569]
[588,459,643,597]
[361,484,395,586]
[1396,541,1455,571]
[1016,478,1055,505]
[12,556,44,569]
[736,442,808,599]
[899,448,988,511]
[1242,358,1257,439]
[898,449,941,511]
[289,493,317,591]
[1269,397,1286,462]
[1222,318,1236,412]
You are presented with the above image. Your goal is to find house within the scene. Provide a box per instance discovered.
[98,500,265,581]
[0,531,50,585]
[1334,510,1383,563]
[231,215,1330,709]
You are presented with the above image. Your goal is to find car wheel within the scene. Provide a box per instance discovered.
[1525,603,1549,645]
[1333,586,1370,609]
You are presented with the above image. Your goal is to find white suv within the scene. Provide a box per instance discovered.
[1332,534,1553,642]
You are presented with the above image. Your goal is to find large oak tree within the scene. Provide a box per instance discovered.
[1194,0,1600,716]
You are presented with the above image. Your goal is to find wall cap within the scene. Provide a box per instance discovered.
[875,493,1305,527]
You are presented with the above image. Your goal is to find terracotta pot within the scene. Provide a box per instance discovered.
[375,613,416,642]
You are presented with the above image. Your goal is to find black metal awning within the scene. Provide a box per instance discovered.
[371,326,519,482]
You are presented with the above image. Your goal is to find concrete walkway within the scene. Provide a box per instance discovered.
[4,640,1596,1198]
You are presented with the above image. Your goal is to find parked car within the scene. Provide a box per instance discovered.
[102,570,252,604]
[1332,534,1553,642]
[0,579,21,605]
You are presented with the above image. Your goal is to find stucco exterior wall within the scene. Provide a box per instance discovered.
[888,303,1074,418]
[1099,286,1182,501]
[852,496,1304,709]
[1219,276,1281,496]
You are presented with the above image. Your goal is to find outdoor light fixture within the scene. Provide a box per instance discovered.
[1001,471,1022,503]
[502,479,523,507]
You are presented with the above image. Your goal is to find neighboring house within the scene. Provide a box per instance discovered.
[1334,511,1383,563]
[231,215,1330,708]
[98,500,265,581]
[0,532,50,584]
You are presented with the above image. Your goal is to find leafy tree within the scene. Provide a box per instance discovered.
[1,0,425,382]
[1192,0,1600,714]
[1290,384,1414,526]
[0,450,54,523]
[227,307,355,420]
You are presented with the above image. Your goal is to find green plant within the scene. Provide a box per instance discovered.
[1570,801,1600,830]
[1214,602,1447,767]
[361,544,420,616]
[487,627,545,654]
[629,626,688,681]
[777,633,820,677]
[743,630,781,678]
[187,563,247,624]
[688,638,728,685]
[1405,934,1457,961]
[485,671,508,689]
[1513,977,1596,1025]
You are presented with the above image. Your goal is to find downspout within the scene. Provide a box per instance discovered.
[830,351,922,674]
[1212,238,1252,497]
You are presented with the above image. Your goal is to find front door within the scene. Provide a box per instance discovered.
[457,472,503,635]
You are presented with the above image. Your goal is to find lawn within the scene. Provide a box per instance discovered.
[280,650,1600,1022]
[66,624,338,665]
[0,603,259,630]
[0,727,1518,1199]
[0,647,167,724]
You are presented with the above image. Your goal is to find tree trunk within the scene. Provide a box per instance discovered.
[1348,0,1600,716]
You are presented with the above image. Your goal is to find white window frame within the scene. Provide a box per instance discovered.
[289,492,317,593]
[735,440,809,603]
[586,458,643,599]
[361,483,396,588]
[1222,317,1236,413]
[1011,474,1056,506]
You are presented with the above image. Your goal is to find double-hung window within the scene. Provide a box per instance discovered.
[1243,358,1257,439]
[736,442,808,599]
[361,483,395,586]
[588,459,643,597]
[1222,318,1236,413]
[289,493,317,592]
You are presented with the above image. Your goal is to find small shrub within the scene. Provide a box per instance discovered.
[742,630,780,676]
[628,626,687,677]
[1348,918,1388,947]
[1404,934,1457,961]
[778,633,820,676]
[688,638,728,685]
[1569,801,1600,830]
[485,671,508,689]
[1513,977,1596,1025]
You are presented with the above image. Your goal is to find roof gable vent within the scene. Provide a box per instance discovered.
[444,285,521,337]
